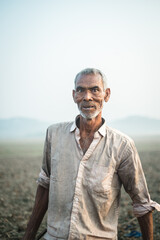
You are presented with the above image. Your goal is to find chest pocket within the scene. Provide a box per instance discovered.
[83,163,115,195]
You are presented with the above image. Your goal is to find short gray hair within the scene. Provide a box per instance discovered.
[74,68,107,90]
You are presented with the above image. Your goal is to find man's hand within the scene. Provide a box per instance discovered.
[23,185,49,240]
[138,211,153,240]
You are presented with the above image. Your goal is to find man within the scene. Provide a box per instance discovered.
[23,68,160,240]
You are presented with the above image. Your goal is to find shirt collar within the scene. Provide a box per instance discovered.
[70,115,106,137]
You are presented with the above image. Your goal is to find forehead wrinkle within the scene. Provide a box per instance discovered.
[75,75,104,90]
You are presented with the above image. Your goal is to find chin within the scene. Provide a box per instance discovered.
[79,110,100,120]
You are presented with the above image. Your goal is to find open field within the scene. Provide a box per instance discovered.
[0,137,160,240]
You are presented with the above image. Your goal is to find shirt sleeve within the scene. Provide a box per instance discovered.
[37,128,51,189]
[118,139,160,217]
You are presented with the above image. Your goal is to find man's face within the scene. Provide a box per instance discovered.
[73,74,110,120]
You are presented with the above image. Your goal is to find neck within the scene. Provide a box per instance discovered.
[79,114,102,134]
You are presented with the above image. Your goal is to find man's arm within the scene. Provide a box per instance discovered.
[23,185,49,240]
[137,211,153,240]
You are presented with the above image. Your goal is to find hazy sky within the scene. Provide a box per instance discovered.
[1,0,160,123]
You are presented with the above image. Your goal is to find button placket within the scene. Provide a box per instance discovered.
[68,128,104,239]
[69,161,85,238]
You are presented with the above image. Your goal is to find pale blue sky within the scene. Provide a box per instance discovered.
[1,0,160,122]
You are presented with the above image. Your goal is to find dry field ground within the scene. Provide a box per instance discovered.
[0,137,160,240]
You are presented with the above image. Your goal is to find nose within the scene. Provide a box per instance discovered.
[83,90,93,101]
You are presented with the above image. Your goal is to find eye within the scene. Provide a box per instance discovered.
[92,88,99,93]
[76,87,84,93]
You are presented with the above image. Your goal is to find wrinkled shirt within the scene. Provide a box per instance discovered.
[37,118,160,240]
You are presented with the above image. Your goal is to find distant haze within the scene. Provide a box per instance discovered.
[0,116,160,140]
[1,1,160,122]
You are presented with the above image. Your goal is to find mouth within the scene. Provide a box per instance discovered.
[82,106,95,110]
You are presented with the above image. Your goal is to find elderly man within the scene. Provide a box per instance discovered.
[23,68,160,240]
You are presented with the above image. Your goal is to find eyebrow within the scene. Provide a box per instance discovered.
[76,86,100,90]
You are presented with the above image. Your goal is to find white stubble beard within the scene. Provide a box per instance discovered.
[78,105,103,120]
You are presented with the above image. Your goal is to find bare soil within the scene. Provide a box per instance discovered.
[0,139,160,240]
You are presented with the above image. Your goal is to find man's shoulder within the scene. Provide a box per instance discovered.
[47,121,73,134]
[106,125,134,145]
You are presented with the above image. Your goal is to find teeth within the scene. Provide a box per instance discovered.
[83,106,94,109]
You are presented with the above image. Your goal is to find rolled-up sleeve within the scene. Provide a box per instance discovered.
[118,139,160,217]
[37,128,51,189]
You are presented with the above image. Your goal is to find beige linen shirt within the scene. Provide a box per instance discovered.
[37,117,160,240]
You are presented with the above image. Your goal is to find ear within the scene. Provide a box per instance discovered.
[104,88,111,102]
[72,89,77,103]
